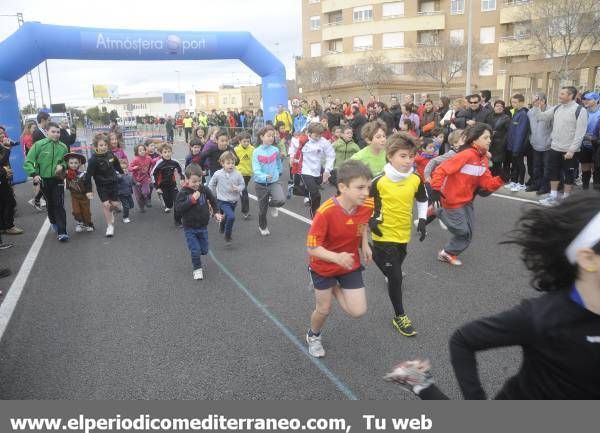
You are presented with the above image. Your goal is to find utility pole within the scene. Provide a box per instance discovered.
[45,61,52,106]
[465,0,473,96]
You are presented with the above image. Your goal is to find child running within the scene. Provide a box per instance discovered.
[185,139,203,168]
[128,144,153,212]
[252,125,286,236]
[305,160,374,358]
[351,120,388,177]
[208,152,246,244]
[85,133,123,237]
[109,131,128,163]
[331,126,360,185]
[233,132,255,219]
[63,153,94,233]
[386,192,600,399]
[369,133,428,337]
[175,164,223,281]
[414,138,439,181]
[429,123,506,266]
[117,159,135,224]
[144,140,161,207]
[151,143,185,224]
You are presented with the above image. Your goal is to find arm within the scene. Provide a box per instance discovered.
[23,142,39,177]
[174,189,194,214]
[175,161,185,181]
[204,187,221,216]
[208,171,218,195]
[84,157,95,192]
[569,108,589,154]
[449,301,534,399]
[424,152,454,181]
[323,139,336,173]
[477,167,505,192]
[236,172,246,192]
[430,150,471,190]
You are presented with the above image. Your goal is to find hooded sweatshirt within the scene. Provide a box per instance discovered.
[252,144,282,184]
[208,168,246,203]
[527,106,553,152]
[531,101,588,153]
[85,150,123,188]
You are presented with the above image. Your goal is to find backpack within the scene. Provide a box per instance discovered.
[553,104,583,120]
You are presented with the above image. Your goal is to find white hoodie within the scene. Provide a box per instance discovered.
[289,136,336,177]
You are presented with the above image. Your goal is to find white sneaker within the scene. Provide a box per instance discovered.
[539,196,559,207]
[105,224,114,237]
[413,219,419,228]
[271,207,279,218]
[39,197,47,207]
[164,208,171,213]
[84,225,95,232]
[306,333,325,358]
[193,268,204,280]
[259,227,270,236]
[504,182,515,190]
[122,218,131,224]
[510,183,520,192]
[75,223,83,233]
[303,197,310,206]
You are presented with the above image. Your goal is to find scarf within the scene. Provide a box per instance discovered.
[66,169,79,180]
[383,163,414,182]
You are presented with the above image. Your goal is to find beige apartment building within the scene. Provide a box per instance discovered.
[297,0,600,103]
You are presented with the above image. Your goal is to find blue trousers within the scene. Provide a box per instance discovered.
[184,227,209,270]
[218,200,237,238]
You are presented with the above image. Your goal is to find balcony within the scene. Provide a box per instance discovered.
[500,1,531,24]
[498,37,536,57]
[322,0,372,13]
[499,32,531,41]
[323,13,445,40]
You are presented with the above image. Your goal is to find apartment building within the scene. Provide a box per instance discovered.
[297,0,600,102]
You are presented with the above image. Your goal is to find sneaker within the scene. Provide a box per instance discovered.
[123,218,131,224]
[4,226,24,235]
[40,197,47,207]
[438,250,462,266]
[57,234,70,242]
[0,242,14,250]
[504,182,516,190]
[303,197,310,206]
[242,213,250,220]
[438,219,448,230]
[75,223,83,233]
[392,314,417,337]
[286,184,293,199]
[164,207,171,213]
[536,188,550,196]
[539,196,559,207]
[259,227,270,236]
[413,219,419,228]
[105,224,115,237]
[193,268,204,280]
[383,360,434,394]
[28,198,43,211]
[306,333,325,358]
[84,225,95,232]
[271,207,279,218]
[510,183,520,192]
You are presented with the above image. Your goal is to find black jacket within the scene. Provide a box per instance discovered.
[199,145,238,175]
[85,151,123,188]
[490,113,511,163]
[460,107,493,127]
[59,128,76,151]
[31,128,46,144]
[175,186,219,229]
[152,158,184,187]
[377,111,395,135]
[350,114,368,148]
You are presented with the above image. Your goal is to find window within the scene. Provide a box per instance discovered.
[328,11,343,25]
[353,34,373,51]
[222,97,228,105]
[382,2,404,18]
[450,29,464,45]
[328,39,343,53]
[208,96,215,105]
[382,32,404,48]
[389,63,405,75]
[310,42,321,57]
[481,0,496,11]
[418,30,439,46]
[231,97,236,105]
[479,58,494,76]
[480,26,495,44]
[450,0,464,15]
[311,71,320,84]
[353,6,373,22]
[419,1,436,13]
[309,16,320,31]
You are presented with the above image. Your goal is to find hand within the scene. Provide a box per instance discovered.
[55,165,64,174]
[266,175,272,182]
[322,171,331,184]
[466,120,475,126]
[86,192,93,200]
[564,152,574,160]
[214,213,224,222]
[192,191,201,200]
[486,151,492,159]
[33,175,41,184]
[369,217,383,237]
[429,189,443,208]
[361,244,372,265]
[417,218,427,242]
[3,167,13,177]
[335,252,355,270]
[130,165,138,170]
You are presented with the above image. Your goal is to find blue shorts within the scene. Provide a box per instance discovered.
[309,266,364,290]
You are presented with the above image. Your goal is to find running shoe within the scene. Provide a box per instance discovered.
[75,222,83,233]
[539,196,560,207]
[392,314,417,337]
[164,208,171,213]
[28,198,43,211]
[84,225,95,232]
[438,250,463,266]
[259,227,270,236]
[303,197,310,206]
[242,213,250,220]
[0,242,14,250]
[504,182,516,190]
[306,333,325,358]
[384,360,434,394]
[271,207,279,218]
[57,234,70,242]
[105,224,115,237]
[3,226,24,235]
[123,218,131,224]
[193,268,204,280]
[511,183,527,192]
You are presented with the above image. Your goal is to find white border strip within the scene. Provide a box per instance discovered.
[0,219,50,341]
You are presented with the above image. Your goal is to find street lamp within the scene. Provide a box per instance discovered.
[465,0,473,96]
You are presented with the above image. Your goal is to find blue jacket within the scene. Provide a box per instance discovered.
[252,144,282,184]
[507,108,530,154]
[293,114,308,133]
[117,172,134,196]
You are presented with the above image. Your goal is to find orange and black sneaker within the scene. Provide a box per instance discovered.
[438,250,463,266]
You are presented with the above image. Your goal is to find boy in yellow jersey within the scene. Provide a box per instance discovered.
[305,160,374,358]
[234,132,254,219]
[369,133,429,337]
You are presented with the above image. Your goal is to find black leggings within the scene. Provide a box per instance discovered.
[510,153,526,184]
[372,241,407,316]
[301,174,321,218]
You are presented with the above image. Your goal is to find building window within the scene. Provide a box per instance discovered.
[382,32,405,48]
[310,42,321,57]
[353,34,373,51]
[419,1,437,14]
[353,6,373,22]
[481,0,496,12]
[479,58,494,76]
[450,0,464,15]
[327,10,343,26]
[389,63,405,75]
[327,39,343,54]
[208,97,215,105]
[450,29,464,45]
[231,97,236,105]
[382,2,404,18]
[480,26,495,44]
[222,97,228,105]
[418,30,439,46]
[309,16,320,31]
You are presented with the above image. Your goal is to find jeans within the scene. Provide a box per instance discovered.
[241,176,251,214]
[531,149,550,191]
[41,178,67,235]
[184,227,209,270]
[218,200,237,238]
[119,194,135,219]
[255,181,285,230]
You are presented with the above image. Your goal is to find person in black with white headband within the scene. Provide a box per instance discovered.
[385,192,600,399]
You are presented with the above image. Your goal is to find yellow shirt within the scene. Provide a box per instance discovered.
[275,111,292,132]
[183,117,193,128]
[234,144,255,176]
[370,173,425,244]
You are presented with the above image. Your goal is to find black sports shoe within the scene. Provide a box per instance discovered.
[392,314,417,337]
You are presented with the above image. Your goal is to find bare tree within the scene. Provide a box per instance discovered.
[296,57,341,101]
[345,54,393,97]
[525,0,600,82]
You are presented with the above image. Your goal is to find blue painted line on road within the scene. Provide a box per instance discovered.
[208,250,359,400]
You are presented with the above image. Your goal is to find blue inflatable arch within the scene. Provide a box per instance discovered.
[0,22,288,183]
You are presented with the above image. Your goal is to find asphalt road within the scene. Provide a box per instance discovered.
[0,141,536,399]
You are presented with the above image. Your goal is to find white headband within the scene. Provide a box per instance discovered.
[565,212,600,264]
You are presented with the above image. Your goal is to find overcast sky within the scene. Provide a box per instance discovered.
[0,0,301,108]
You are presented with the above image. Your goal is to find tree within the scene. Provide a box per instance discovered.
[297,57,342,101]
[20,104,37,115]
[346,54,393,97]
[86,106,101,123]
[525,0,600,82]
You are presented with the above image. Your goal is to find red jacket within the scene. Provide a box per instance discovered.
[414,153,435,180]
[430,147,503,209]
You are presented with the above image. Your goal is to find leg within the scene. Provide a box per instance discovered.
[102,201,114,226]
[331,285,367,318]
[439,206,473,256]
[241,176,251,215]
[0,185,16,230]
[162,185,176,209]
[44,179,67,235]
[120,195,130,219]
[267,181,285,208]
[372,242,408,316]
[133,183,145,209]
[301,175,321,218]
[70,193,82,223]
[184,228,202,270]
[80,197,93,227]
[221,201,236,239]
[255,183,269,230]
[310,288,334,334]
[563,156,578,197]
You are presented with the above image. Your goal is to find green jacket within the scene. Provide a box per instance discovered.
[332,138,360,169]
[24,138,68,178]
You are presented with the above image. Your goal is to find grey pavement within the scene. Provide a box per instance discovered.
[0,141,537,399]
